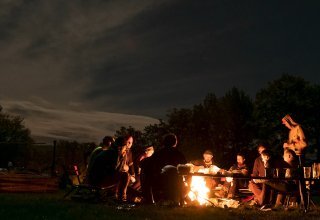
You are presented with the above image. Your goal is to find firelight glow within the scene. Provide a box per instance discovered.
[187,176,210,205]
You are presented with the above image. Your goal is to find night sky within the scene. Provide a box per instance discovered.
[1,0,320,142]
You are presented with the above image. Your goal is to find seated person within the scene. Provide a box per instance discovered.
[190,150,222,190]
[248,149,274,206]
[131,145,154,191]
[141,133,187,204]
[87,136,130,202]
[264,149,299,208]
[84,136,114,183]
[216,152,249,198]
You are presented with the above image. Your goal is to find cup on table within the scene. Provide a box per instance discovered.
[274,168,280,178]
[284,168,291,178]
[312,163,319,179]
[265,168,272,178]
[303,167,312,179]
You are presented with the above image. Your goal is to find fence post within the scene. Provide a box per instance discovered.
[51,140,57,177]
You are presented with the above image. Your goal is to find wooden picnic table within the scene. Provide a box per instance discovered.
[179,171,319,212]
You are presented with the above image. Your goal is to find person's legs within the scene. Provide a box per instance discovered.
[249,181,263,204]
[161,166,183,204]
[275,193,285,207]
[116,172,130,201]
[265,181,288,192]
[260,183,273,206]
[140,172,155,204]
[227,180,239,198]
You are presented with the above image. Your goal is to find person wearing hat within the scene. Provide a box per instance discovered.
[190,149,222,190]
[190,149,220,170]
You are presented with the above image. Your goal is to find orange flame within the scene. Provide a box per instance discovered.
[187,176,210,205]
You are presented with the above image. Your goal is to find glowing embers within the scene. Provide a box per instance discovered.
[187,176,210,205]
[186,176,240,208]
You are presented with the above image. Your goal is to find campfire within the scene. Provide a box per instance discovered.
[180,164,240,208]
[187,176,210,205]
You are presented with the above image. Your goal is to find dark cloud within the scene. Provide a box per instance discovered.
[1,0,320,121]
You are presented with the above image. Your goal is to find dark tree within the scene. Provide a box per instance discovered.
[254,74,320,159]
[219,87,254,157]
[0,106,33,167]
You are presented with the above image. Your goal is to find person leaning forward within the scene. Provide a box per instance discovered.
[141,133,187,204]
[86,136,129,202]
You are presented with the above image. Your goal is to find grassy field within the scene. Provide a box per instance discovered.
[0,191,319,220]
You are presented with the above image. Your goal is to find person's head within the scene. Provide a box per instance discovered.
[261,150,272,164]
[102,136,114,148]
[114,136,127,156]
[125,135,134,149]
[203,150,213,163]
[144,145,154,157]
[282,114,298,129]
[162,133,178,148]
[236,153,246,165]
[283,149,296,163]
[257,144,267,155]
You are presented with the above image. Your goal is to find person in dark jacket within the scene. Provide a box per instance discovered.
[84,136,114,183]
[87,136,129,202]
[216,152,249,198]
[141,133,187,204]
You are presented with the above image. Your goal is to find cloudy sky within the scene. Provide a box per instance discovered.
[1,0,320,142]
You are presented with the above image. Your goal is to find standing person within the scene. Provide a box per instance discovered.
[282,114,307,157]
[282,114,308,211]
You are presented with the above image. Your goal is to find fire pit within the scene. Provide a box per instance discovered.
[184,175,240,208]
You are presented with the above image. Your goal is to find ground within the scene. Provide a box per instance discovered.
[0,191,319,220]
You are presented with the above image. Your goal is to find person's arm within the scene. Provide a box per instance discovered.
[293,126,307,149]
[241,167,249,176]
[284,126,307,154]
[251,158,259,177]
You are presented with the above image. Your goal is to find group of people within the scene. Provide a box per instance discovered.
[83,114,308,208]
[85,133,186,204]
[246,114,307,210]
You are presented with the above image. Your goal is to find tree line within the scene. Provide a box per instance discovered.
[116,74,320,168]
[1,74,319,171]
